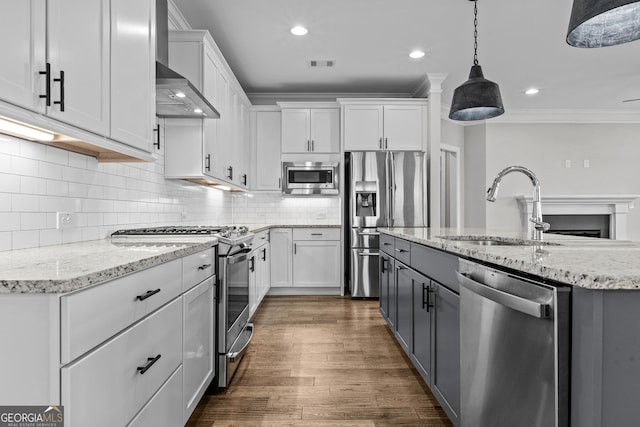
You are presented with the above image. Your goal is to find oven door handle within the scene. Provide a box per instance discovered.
[227,252,250,264]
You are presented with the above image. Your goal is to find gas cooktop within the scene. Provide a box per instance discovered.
[110,225,254,245]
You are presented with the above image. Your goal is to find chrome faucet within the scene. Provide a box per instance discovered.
[486,166,550,241]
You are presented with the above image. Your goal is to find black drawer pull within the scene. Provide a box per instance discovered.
[54,70,65,111]
[137,354,161,374]
[39,62,51,106]
[136,288,161,301]
[153,124,160,149]
[198,264,212,270]
[395,248,408,253]
[382,242,391,246]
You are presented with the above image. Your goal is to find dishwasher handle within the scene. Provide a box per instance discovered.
[456,271,551,319]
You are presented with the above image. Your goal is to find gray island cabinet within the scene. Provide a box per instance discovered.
[379,227,640,427]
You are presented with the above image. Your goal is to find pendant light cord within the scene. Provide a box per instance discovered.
[473,0,479,66]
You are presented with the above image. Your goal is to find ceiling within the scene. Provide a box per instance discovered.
[172,0,640,121]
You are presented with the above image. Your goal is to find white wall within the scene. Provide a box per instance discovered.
[465,122,640,241]
[463,124,487,229]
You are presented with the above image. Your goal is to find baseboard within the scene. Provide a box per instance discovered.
[267,287,341,296]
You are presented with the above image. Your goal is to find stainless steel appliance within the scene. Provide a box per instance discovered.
[345,151,427,298]
[110,225,255,390]
[457,259,570,427]
[282,161,339,196]
[215,226,254,389]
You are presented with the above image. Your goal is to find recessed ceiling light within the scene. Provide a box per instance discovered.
[290,26,308,36]
[409,50,425,59]
[194,108,203,114]
[175,92,186,98]
[525,88,540,95]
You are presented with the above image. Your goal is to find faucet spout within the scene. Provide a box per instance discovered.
[486,166,550,241]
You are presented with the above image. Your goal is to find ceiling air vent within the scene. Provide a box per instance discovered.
[310,60,335,68]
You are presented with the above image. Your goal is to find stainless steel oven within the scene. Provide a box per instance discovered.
[282,162,339,195]
[216,227,255,389]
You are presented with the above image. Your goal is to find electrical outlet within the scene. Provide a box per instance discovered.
[564,160,571,168]
[56,212,75,229]
[583,160,590,168]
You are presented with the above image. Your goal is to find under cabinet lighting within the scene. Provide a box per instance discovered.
[215,185,231,192]
[290,26,308,36]
[0,117,55,141]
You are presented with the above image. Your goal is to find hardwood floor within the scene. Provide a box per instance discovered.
[186,296,453,427]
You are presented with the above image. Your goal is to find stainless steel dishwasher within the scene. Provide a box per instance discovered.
[457,259,570,427]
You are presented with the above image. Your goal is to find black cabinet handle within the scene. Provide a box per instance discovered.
[424,284,434,312]
[136,288,160,301]
[205,154,211,172]
[382,242,391,246]
[153,124,160,149]
[198,263,212,270]
[39,63,51,106]
[395,248,408,253]
[227,166,233,180]
[242,174,247,186]
[249,256,255,272]
[54,70,65,112]
[261,248,266,261]
[137,354,161,374]
[381,258,387,273]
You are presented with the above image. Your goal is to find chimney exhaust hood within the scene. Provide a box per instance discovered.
[155,0,219,119]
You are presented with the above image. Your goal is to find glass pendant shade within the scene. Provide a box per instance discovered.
[449,64,504,121]
[567,0,640,47]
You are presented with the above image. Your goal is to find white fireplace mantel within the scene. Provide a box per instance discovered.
[516,195,640,240]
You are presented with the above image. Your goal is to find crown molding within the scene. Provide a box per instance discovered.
[247,92,414,105]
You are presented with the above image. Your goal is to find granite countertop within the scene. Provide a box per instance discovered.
[379,227,640,290]
[0,237,217,295]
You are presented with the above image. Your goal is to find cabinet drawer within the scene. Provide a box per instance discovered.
[62,297,183,427]
[380,234,395,254]
[411,243,459,293]
[394,239,411,265]
[293,227,340,240]
[127,366,183,427]
[61,259,182,363]
[183,248,215,292]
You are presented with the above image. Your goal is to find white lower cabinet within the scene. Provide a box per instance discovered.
[127,366,183,427]
[183,277,215,423]
[270,228,293,288]
[249,230,271,318]
[293,230,340,288]
[61,297,183,427]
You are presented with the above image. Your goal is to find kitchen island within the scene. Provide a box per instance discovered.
[379,227,640,427]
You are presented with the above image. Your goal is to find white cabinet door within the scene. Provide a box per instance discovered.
[310,109,339,153]
[270,228,292,287]
[202,47,219,179]
[383,105,423,151]
[249,249,258,317]
[127,366,183,427]
[183,278,215,423]
[47,0,110,135]
[110,0,154,151]
[239,102,250,187]
[293,240,340,287]
[254,111,282,191]
[343,104,383,151]
[259,243,271,300]
[0,0,46,112]
[281,109,310,153]
[217,72,233,180]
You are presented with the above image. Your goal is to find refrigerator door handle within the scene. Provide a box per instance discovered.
[389,151,395,226]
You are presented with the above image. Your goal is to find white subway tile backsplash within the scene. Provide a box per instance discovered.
[0,136,20,155]
[0,153,11,172]
[45,146,69,165]
[11,156,39,176]
[39,229,62,247]
[12,194,39,212]
[0,173,20,193]
[0,232,11,251]
[19,140,47,161]
[46,180,69,197]
[38,161,64,180]
[12,230,39,249]
[0,213,20,231]
[20,176,47,195]
[68,152,88,169]
[20,213,46,230]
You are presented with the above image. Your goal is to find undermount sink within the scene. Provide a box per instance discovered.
[438,235,558,246]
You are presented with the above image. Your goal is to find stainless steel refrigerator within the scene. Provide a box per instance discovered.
[346,151,427,298]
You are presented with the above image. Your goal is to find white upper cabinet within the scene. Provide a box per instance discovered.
[0,1,46,112]
[253,110,282,191]
[164,30,251,190]
[110,0,155,152]
[0,0,155,158]
[340,99,427,151]
[281,107,339,153]
[47,0,110,136]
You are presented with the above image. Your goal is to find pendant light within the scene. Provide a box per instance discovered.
[567,0,640,47]
[449,0,504,121]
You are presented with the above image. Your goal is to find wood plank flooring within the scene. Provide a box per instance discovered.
[186,296,453,427]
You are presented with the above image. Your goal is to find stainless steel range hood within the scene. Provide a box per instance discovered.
[156,0,219,119]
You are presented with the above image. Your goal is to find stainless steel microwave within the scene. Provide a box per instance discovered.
[282,162,339,196]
